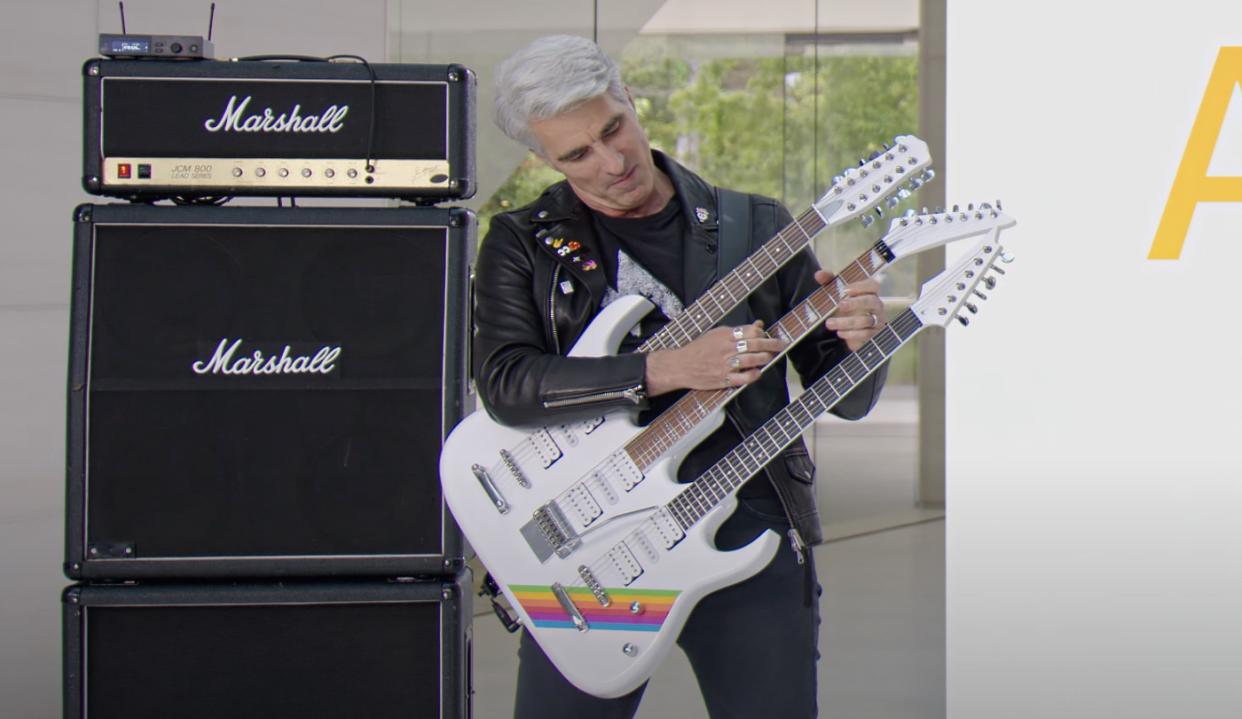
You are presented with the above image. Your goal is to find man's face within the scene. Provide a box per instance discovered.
[528,92,661,217]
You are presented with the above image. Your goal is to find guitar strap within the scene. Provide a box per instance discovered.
[715,187,753,327]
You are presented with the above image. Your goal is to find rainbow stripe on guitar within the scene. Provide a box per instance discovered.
[512,586,680,632]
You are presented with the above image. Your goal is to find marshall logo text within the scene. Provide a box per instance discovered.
[203,95,349,134]
[192,338,342,376]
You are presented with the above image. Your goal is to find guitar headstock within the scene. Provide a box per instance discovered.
[811,134,933,228]
[885,201,1016,260]
[911,233,1010,329]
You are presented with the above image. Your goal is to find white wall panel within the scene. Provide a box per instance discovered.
[0,0,97,100]
[946,2,1242,717]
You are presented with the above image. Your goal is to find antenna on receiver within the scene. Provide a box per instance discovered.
[118,2,127,34]
[207,3,216,42]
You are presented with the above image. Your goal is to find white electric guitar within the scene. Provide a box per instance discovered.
[442,135,930,507]
[443,200,1011,675]
[498,233,1013,697]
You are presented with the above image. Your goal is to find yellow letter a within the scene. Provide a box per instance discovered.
[1150,47,1242,260]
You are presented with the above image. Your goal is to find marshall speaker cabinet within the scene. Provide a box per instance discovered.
[82,58,476,201]
[63,576,472,719]
[66,204,474,579]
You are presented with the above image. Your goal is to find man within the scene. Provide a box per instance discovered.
[475,35,889,719]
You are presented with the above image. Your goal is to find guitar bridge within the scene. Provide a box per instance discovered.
[521,503,581,562]
[578,565,611,607]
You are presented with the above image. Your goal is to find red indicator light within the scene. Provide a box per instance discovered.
[117,163,132,179]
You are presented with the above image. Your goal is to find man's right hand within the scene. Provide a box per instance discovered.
[643,321,787,396]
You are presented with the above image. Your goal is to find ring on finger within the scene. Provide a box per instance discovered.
[736,339,748,353]
[729,355,742,370]
[732,326,745,340]
[868,312,879,329]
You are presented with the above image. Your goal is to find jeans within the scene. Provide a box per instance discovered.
[512,496,822,719]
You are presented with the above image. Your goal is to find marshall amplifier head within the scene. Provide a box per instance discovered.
[66,204,474,579]
[63,577,472,719]
[82,59,476,201]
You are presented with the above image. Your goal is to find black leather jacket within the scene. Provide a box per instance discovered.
[472,152,886,546]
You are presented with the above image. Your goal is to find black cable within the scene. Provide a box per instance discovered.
[172,195,231,206]
[326,54,379,174]
[233,54,328,63]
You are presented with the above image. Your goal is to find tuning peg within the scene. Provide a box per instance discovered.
[903,208,917,218]
[965,302,978,314]
[991,265,1006,275]
[934,206,944,214]
[967,203,975,211]
[897,143,908,153]
[860,214,875,228]
[973,289,988,300]
[858,158,866,167]
[996,199,1003,210]
[897,187,912,200]
[957,315,970,327]
[832,175,844,185]
[951,204,960,212]
[983,276,997,290]
[874,206,885,217]
[922,169,936,182]
[921,206,929,215]
[1000,250,1015,264]
[886,196,900,209]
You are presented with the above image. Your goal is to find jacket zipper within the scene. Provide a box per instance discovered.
[543,384,645,409]
[548,264,562,355]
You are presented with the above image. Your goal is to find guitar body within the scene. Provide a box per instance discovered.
[511,463,779,698]
[441,294,775,697]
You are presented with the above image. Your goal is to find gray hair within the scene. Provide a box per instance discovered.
[493,35,629,155]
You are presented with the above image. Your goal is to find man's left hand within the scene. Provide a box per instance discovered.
[816,271,886,352]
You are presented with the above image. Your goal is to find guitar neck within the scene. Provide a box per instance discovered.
[635,207,827,353]
[664,308,925,530]
[623,238,895,469]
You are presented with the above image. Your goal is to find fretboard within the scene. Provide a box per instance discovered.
[624,238,895,470]
[636,207,827,353]
[663,308,925,531]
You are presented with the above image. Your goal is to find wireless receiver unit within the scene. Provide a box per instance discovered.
[98,2,215,59]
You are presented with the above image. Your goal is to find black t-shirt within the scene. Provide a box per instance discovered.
[591,197,687,356]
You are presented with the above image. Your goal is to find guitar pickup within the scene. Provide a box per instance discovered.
[605,542,644,586]
[529,429,563,469]
[564,484,603,526]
